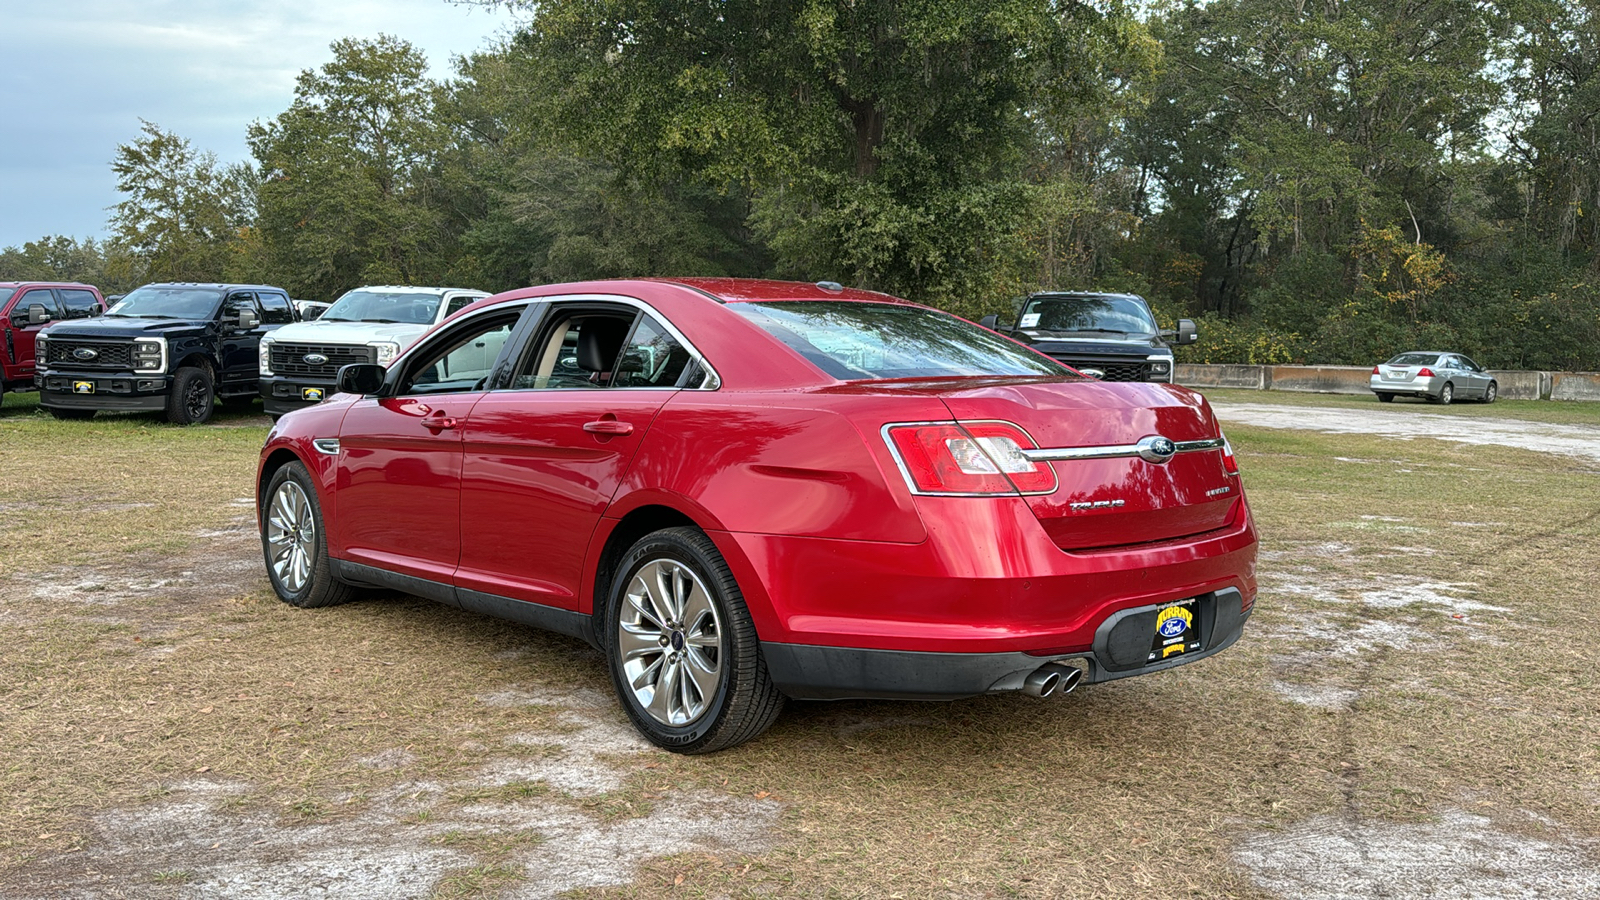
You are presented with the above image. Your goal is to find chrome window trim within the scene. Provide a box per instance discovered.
[501,293,722,392]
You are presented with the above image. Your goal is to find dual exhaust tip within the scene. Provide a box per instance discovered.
[1022,663,1083,699]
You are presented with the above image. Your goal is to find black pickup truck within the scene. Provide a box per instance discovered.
[35,283,295,424]
[981,291,1197,383]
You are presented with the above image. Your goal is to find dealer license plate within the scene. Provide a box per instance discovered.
[1149,598,1201,662]
[72,381,95,394]
[301,387,326,401]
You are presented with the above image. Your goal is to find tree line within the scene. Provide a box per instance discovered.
[4,0,1599,370]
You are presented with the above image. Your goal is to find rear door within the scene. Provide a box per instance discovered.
[454,301,699,609]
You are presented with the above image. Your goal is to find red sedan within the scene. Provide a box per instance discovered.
[257,279,1258,753]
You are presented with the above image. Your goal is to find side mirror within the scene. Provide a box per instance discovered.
[302,306,324,321]
[337,363,387,395]
[979,314,999,330]
[237,308,260,329]
[1177,318,1198,345]
[28,304,53,325]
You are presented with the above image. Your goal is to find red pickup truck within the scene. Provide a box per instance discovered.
[1,282,109,395]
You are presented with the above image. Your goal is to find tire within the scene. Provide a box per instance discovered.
[165,366,215,425]
[604,527,784,754]
[1437,382,1453,405]
[1376,393,1394,403]
[1482,381,1497,404]
[47,407,95,420]
[261,461,357,609]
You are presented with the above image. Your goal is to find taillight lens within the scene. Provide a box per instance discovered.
[1416,367,1434,377]
[1220,435,1240,476]
[1371,366,1380,374]
[885,421,1057,495]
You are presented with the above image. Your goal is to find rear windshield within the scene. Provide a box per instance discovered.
[107,287,223,320]
[730,301,1071,380]
[1388,353,1441,366]
[321,290,442,325]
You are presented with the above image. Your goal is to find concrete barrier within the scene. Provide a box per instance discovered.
[1265,365,1374,395]
[1175,364,1268,390]
[1550,372,1600,402]
[1488,370,1548,401]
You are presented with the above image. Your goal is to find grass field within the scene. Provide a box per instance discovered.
[2,390,1598,897]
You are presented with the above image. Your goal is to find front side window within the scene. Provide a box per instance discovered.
[109,287,223,320]
[322,290,442,325]
[16,289,61,319]
[400,314,518,395]
[730,301,1071,381]
[445,295,479,318]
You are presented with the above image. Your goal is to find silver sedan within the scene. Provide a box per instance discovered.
[1370,352,1497,405]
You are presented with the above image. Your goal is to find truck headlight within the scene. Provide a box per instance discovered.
[369,341,401,367]
[133,338,167,373]
[1147,355,1173,380]
[259,338,274,376]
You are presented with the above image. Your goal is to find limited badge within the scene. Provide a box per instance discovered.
[302,387,325,401]
[73,381,95,394]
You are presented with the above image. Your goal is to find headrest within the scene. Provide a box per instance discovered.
[577,318,632,373]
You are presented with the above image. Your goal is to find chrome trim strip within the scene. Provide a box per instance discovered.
[312,438,340,455]
[1022,435,1224,463]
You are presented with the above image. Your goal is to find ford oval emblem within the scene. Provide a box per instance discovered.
[1079,368,1105,379]
[1136,435,1177,464]
[303,353,329,365]
[73,347,99,361]
[1158,616,1187,638]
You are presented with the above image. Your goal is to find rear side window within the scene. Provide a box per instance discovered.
[257,292,294,324]
[59,289,101,318]
[730,301,1071,380]
[613,316,694,388]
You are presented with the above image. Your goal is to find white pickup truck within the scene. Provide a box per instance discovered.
[258,285,489,417]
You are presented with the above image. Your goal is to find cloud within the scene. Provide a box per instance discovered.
[0,0,516,248]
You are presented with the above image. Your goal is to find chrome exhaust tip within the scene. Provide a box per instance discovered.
[1022,666,1061,698]
[1022,663,1083,699]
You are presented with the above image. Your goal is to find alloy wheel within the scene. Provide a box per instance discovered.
[185,377,211,420]
[265,480,315,593]
[615,559,725,726]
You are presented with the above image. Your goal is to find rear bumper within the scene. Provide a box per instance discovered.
[764,588,1251,699]
[1370,376,1439,398]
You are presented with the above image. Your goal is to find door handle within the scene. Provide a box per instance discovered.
[583,419,634,436]
[422,412,458,432]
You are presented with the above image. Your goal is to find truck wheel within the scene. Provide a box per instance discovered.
[48,407,95,420]
[604,527,784,754]
[165,367,215,425]
[261,461,356,608]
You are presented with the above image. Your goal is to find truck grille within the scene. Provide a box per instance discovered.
[270,343,375,378]
[1050,357,1148,382]
[46,340,133,369]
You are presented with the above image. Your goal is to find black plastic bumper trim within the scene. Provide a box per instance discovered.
[328,559,596,647]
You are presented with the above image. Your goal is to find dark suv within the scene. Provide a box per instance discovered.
[982,292,1197,382]
[2,282,108,396]
[36,283,295,424]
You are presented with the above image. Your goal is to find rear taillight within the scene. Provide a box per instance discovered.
[1220,435,1240,476]
[1371,366,1380,374]
[1416,367,1434,377]
[884,421,1058,495]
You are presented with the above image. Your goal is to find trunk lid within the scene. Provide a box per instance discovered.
[920,377,1238,550]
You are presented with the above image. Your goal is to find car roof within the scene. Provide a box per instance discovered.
[0,281,99,289]
[138,282,290,291]
[1026,291,1147,302]
[341,285,489,295]
[659,278,915,305]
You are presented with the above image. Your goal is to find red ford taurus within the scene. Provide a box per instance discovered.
[257,279,1258,752]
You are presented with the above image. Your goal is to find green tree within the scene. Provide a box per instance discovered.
[109,121,253,282]
[249,35,454,298]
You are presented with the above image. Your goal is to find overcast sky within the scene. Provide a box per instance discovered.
[0,0,518,249]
